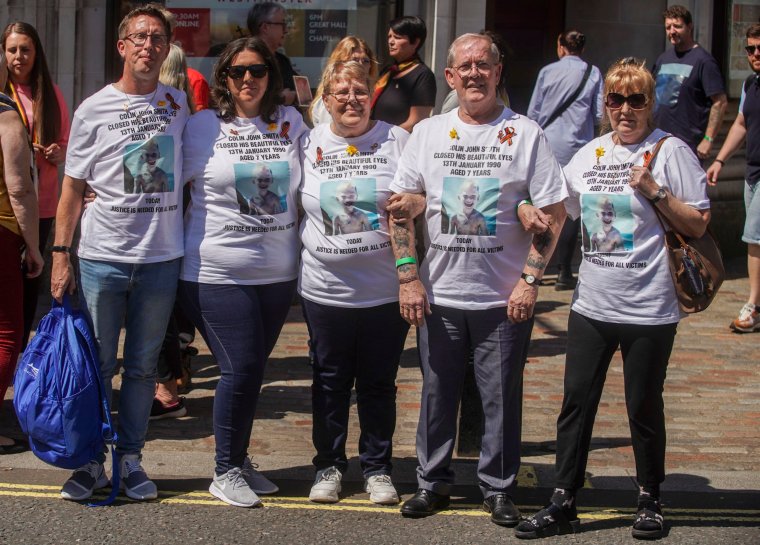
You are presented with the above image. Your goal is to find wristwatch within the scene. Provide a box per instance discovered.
[521,272,541,286]
[651,187,667,204]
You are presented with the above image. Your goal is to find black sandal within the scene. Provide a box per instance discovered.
[632,498,664,540]
[514,502,580,540]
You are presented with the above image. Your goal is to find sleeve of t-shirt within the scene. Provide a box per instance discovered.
[64,112,99,180]
[660,138,710,209]
[561,151,583,220]
[592,67,604,125]
[740,85,747,114]
[410,67,437,107]
[700,55,726,98]
[389,123,425,193]
[526,128,569,210]
[182,110,218,183]
[298,128,312,192]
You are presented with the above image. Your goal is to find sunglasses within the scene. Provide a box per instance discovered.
[227,64,269,80]
[605,92,648,110]
[746,45,760,55]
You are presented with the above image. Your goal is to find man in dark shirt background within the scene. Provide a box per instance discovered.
[247,2,298,106]
[652,4,726,161]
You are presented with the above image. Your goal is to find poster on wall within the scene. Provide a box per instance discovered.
[166,0,358,87]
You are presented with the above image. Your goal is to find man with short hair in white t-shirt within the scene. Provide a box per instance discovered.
[50,4,189,503]
[389,33,567,525]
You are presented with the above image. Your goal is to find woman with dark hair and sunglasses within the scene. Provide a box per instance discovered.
[178,36,306,507]
[515,58,710,540]
[371,15,436,132]
[2,22,70,348]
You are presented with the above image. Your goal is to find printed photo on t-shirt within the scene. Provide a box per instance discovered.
[581,194,634,254]
[440,177,498,236]
[123,135,175,194]
[319,178,380,236]
[234,161,289,216]
[654,63,693,110]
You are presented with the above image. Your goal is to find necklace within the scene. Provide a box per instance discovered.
[119,84,159,125]
[609,134,646,165]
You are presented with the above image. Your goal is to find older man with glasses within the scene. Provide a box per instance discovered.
[247,1,298,106]
[51,3,189,502]
[388,33,567,526]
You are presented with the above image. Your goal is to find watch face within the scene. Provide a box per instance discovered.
[524,274,536,284]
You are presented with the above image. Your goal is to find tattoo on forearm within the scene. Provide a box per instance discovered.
[392,223,412,257]
[526,254,546,270]
[534,231,552,253]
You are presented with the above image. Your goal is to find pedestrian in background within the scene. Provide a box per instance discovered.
[527,29,603,290]
[2,21,70,347]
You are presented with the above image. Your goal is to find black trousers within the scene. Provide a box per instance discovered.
[22,217,53,349]
[555,310,677,490]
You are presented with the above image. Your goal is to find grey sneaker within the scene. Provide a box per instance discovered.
[242,457,279,495]
[209,467,262,507]
[60,461,109,501]
[365,474,399,505]
[308,466,342,503]
[120,454,158,500]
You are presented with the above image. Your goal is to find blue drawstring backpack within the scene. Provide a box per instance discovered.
[13,295,119,506]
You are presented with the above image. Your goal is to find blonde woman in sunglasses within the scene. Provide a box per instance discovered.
[515,58,710,541]
[178,37,307,507]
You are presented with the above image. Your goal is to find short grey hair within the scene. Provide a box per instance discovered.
[447,33,500,67]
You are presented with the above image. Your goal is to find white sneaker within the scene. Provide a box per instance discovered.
[120,454,158,501]
[60,461,109,501]
[242,457,279,495]
[308,466,342,503]
[365,474,400,505]
[209,467,262,507]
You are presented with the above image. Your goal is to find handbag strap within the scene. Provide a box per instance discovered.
[541,63,593,130]
[642,135,692,250]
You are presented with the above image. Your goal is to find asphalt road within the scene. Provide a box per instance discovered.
[1,469,757,545]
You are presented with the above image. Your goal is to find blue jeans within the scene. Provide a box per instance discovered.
[302,299,410,477]
[179,279,296,475]
[78,258,180,457]
[743,180,760,245]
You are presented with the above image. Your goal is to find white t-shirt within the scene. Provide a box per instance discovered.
[299,121,410,307]
[563,129,710,324]
[181,106,306,285]
[65,83,189,263]
[390,107,567,310]
[310,98,330,126]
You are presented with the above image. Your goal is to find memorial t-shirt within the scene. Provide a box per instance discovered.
[390,107,567,310]
[65,83,189,263]
[181,106,306,285]
[299,121,410,307]
[563,129,709,324]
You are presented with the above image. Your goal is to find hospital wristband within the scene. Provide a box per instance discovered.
[396,257,417,268]
[515,199,532,214]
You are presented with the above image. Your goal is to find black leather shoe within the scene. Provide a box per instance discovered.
[400,489,450,517]
[483,493,521,527]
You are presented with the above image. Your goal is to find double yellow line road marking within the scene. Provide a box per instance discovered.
[1,482,759,523]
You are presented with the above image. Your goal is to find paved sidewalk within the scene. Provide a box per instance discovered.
[2,262,758,498]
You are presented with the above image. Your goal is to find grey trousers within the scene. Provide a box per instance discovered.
[415,303,533,498]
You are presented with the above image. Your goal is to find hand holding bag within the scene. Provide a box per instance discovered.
[643,137,725,313]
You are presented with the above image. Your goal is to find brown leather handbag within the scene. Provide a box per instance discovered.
[644,136,725,313]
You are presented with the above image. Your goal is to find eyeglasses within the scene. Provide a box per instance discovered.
[746,45,760,55]
[265,21,289,30]
[605,92,648,110]
[227,64,269,80]
[452,61,494,78]
[329,90,371,103]
[351,57,372,66]
[124,33,168,47]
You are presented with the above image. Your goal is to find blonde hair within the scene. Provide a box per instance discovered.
[159,43,196,113]
[600,57,655,135]
[309,36,377,121]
